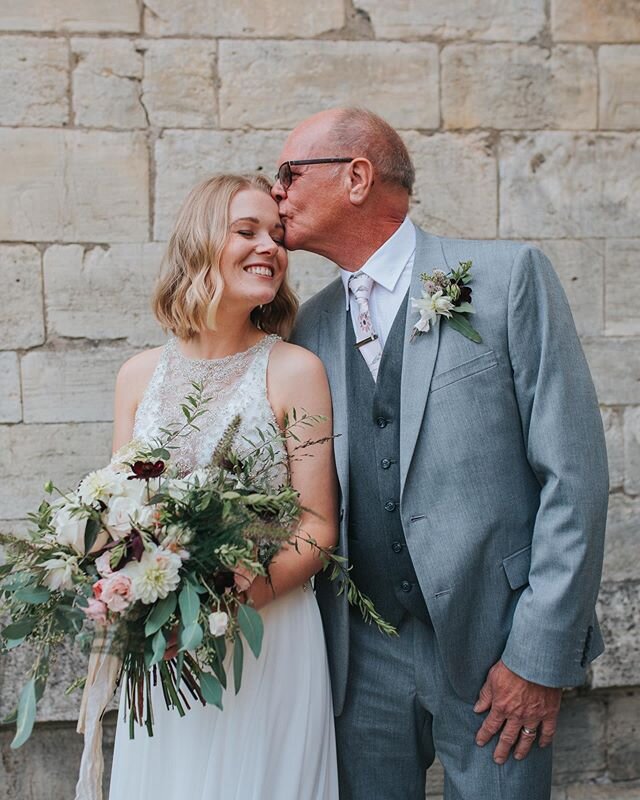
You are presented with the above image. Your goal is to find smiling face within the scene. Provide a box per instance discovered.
[219,188,288,311]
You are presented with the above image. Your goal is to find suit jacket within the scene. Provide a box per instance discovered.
[291,226,608,716]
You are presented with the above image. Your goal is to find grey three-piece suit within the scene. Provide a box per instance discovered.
[291,226,609,800]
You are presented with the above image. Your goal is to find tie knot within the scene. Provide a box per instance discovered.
[348,272,374,304]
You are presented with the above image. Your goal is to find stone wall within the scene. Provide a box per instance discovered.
[0,1,639,797]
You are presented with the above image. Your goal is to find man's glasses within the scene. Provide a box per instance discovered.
[275,158,353,191]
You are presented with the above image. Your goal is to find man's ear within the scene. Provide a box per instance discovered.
[346,158,375,206]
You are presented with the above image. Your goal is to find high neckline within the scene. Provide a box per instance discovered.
[172,334,277,365]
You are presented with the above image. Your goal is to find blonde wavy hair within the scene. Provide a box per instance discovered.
[153,173,298,340]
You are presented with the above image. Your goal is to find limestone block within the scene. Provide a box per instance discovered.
[0,36,68,126]
[552,0,640,43]
[499,133,640,239]
[0,718,116,799]
[218,40,439,130]
[0,422,112,519]
[0,353,21,423]
[44,243,166,346]
[607,690,640,781]
[565,780,640,799]
[154,130,283,240]
[0,0,139,32]
[599,47,640,130]
[553,694,607,781]
[601,407,624,491]
[531,240,603,337]
[592,582,640,688]
[443,45,596,131]
[582,338,640,406]
[605,240,640,336]
[288,251,338,304]
[144,0,344,37]
[139,39,217,127]
[624,406,640,496]
[71,38,145,129]
[22,346,136,423]
[603,495,640,583]
[0,642,87,723]
[357,0,545,41]
[404,132,497,238]
[0,244,44,348]
[0,129,149,243]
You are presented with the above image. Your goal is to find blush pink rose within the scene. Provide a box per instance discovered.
[84,597,108,625]
[94,573,133,613]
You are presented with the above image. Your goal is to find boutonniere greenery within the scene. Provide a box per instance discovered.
[410,259,482,343]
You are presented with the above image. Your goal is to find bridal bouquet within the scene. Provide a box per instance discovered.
[0,383,393,755]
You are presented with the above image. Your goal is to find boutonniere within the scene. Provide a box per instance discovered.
[410,259,482,343]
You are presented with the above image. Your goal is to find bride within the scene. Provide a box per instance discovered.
[107,173,339,799]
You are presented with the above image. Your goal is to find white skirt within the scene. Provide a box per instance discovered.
[108,585,338,800]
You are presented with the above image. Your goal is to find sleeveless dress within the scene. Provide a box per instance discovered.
[108,335,339,800]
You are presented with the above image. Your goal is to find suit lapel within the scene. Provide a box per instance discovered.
[400,228,446,494]
[319,281,350,501]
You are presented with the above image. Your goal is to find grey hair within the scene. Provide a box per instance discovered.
[330,107,415,195]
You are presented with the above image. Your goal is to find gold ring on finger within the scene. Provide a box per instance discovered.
[521,726,538,737]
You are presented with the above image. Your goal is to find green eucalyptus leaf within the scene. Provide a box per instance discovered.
[178,583,200,628]
[448,313,482,343]
[149,629,166,666]
[178,622,203,652]
[5,637,26,650]
[11,678,37,749]
[237,604,263,659]
[199,671,223,709]
[2,618,37,640]
[233,635,244,695]
[14,587,51,604]
[0,563,14,578]
[84,517,101,555]
[144,592,176,637]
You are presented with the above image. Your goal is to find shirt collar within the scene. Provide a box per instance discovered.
[339,216,417,309]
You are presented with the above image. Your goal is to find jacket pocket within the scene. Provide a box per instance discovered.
[502,544,532,590]
[430,350,498,393]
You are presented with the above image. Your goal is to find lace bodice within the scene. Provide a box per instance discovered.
[133,334,288,486]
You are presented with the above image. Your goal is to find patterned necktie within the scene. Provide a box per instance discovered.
[348,271,383,381]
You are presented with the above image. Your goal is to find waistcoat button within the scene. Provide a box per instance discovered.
[384,501,396,512]
[381,458,391,469]
[400,580,411,593]
[376,417,388,428]
[392,541,403,553]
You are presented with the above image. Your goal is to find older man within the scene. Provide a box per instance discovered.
[274,108,608,800]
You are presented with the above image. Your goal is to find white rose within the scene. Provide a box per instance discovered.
[208,611,229,637]
[42,555,77,591]
[105,495,139,538]
[52,505,87,555]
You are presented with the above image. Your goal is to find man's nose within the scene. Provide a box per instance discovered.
[271,180,286,203]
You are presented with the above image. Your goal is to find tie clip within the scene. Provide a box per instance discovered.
[354,335,378,349]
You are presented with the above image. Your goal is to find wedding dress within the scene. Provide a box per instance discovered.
[108,334,338,800]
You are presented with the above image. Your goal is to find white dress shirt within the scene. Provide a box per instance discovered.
[339,216,416,348]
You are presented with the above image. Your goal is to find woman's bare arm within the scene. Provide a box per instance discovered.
[246,342,338,609]
[112,348,163,453]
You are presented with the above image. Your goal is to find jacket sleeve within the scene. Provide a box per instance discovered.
[500,245,609,687]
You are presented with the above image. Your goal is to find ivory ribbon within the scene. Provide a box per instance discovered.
[75,631,122,800]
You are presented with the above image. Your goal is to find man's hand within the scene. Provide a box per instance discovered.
[474,660,562,764]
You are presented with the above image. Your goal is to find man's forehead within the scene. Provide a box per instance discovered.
[278,116,337,162]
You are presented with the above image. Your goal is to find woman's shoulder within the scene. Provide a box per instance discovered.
[115,345,166,404]
[268,339,327,381]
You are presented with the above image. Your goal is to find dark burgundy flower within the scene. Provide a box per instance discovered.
[454,284,472,306]
[213,570,235,594]
[128,460,165,480]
